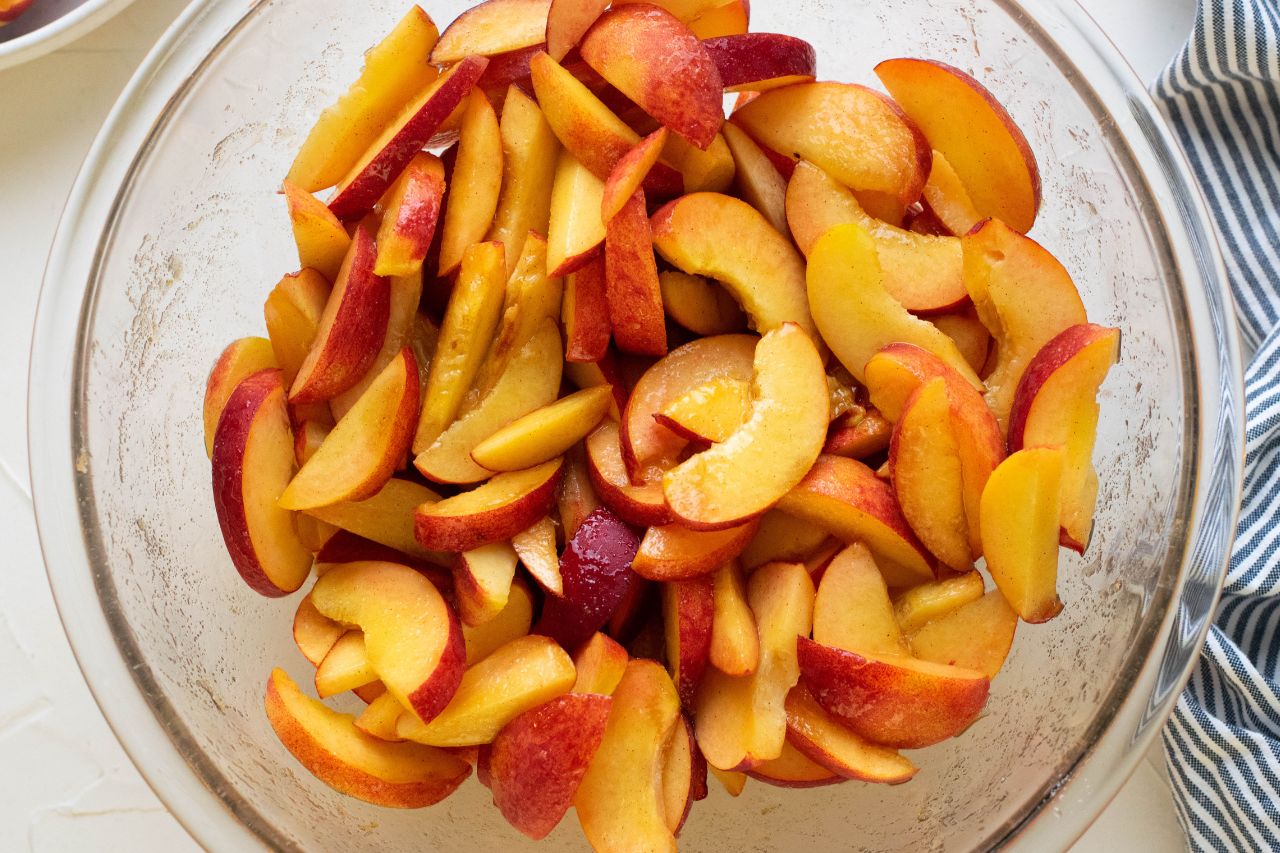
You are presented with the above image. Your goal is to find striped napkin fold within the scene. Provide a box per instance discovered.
[1151,0,1280,849]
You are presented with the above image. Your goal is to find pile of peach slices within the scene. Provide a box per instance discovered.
[203,0,1120,848]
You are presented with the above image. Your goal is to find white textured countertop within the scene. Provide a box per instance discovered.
[0,0,1198,848]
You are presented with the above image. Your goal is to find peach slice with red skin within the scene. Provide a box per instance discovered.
[660,717,703,835]
[746,740,842,788]
[812,543,912,658]
[558,445,603,539]
[663,323,828,531]
[585,421,674,526]
[875,58,1041,233]
[663,576,716,705]
[651,193,817,343]
[286,8,441,192]
[311,561,466,725]
[203,337,278,457]
[733,82,930,206]
[487,693,614,839]
[414,458,565,552]
[694,561,814,771]
[602,128,669,223]
[980,447,1067,623]
[289,227,390,404]
[824,410,893,460]
[430,0,551,63]
[511,516,563,595]
[605,189,667,356]
[783,684,917,784]
[264,668,470,808]
[374,152,446,277]
[453,542,519,627]
[329,56,488,220]
[545,0,609,60]
[212,370,312,597]
[908,589,1019,679]
[632,520,758,581]
[329,269,423,421]
[294,592,345,668]
[659,271,747,337]
[1008,323,1120,549]
[438,90,503,277]
[703,33,816,92]
[462,576,535,664]
[536,506,640,648]
[709,562,758,676]
[263,269,330,387]
[796,637,990,750]
[580,5,724,149]
[776,455,935,588]
[279,348,419,510]
[573,632,630,695]
[283,181,351,280]
[563,256,612,362]
[547,149,607,276]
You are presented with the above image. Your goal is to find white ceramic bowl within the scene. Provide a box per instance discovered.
[0,0,139,71]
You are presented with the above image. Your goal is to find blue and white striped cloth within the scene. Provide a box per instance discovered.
[1153,0,1280,849]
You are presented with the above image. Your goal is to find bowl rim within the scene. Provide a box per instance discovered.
[27,0,1244,850]
[0,0,140,72]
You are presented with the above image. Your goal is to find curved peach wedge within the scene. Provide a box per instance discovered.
[892,571,986,636]
[487,86,562,274]
[453,542,519,627]
[430,0,551,64]
[907,589,1019,679]
[511,516,562,595]
[783,684,917,784]
[263,269,331,387]
[265,668,470,808]
[602,128,668,223]
[812,543,911,659]
[651,193,816,342]
[439,89,503,278]
[303,478,443,563]
[573,632,630,695]
[663,323,828,531]
[294,594,345,666]
[212,370,312,597]
[311,561,466,725]
[546,0,608,60]
[704,33,816,92]
[462,576,535,664]
[654,376,750,444]
[659,271,747,337]
[283,181,351,280]
[746,740,842,789]
[563,257,612,363]
[585,421,673,526]
[722,121,788,234]
[709,562,758,677]
[875,58,1041,233]
[374,152,445,277]
[203,337,278,457]
[414,459,565,553]
[632,520,758,581]
[663,576,715,705]
[472,386,613,472]
[547,149,606,276]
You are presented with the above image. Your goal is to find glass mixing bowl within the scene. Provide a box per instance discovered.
[29,0,1243,849]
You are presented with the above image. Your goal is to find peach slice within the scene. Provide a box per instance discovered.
[604,189,666,356]
[786,160,967,314]
[414,459,564,553]
[932,305,992,375]
[741,510,829,570]
[304,478,442,563]
[536,506,640,647]
[893,571,986,635]
[397,634,576,747]
[875,58,1041,233]
[796,638,989,749]
[1009,324,1120,548]
[659,271,747,337]
[776,455,934,588]
[558,445,602,540]
[963,219,1088,430]
[921,149,983,237]
[203,337,278,457]
[908,589,1018,679]
[602,128,668,223]
[664,576,716,705]
[472,387,613,473]
[263,269,331,387]
[565,352,629,420]
[824,410,893,460]
[709,766,747,796]
[329,56,488,220]
[661,131,736,194]
[294,593,345,667]
[454,542,519,627]
[580,5,723,149]
[487,85,562,274]
[654,376,750,444]
[980,447,1066,623]
[212,370,312,596]
[651,193,817,341]
[331,272,423,420]
[563,257,612,363]
[416,322,564,484]
[355,691,409,742]
[412,241,508,452]
[546,0,608,60]
[547,150,607,276]
[374,152,445,277]
[812,543,911,658]
[784,684,917,784]
[709,561,758,676]
[623,333,757,476]
[289,227,390,404]
[613,0,723,20]
[488,693,614,839]
[286,8,441,192]
[746,740,841,788]
[660,717,702,835]
[575,660,682,853]
[585,422,674,526]
[511,516,562,596]
[430,0,551,64]
[663,323,828,530]
[315,631,377,698]
[807,223,979,386]
[722,122,788,234]
[733,82,929,206]
[573,633,630,695]
[695,561,814,771]
[684,0,748,39]
[889,378,973,569]
[529,51,684,194]
[311,561,466,724]
[438,90,503,277]
[703,33,816,92]
[632,521,758,581]
[264,668,469,808]
[463,576,535,664]
[283,181,351,280]
[279,348,419,510]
